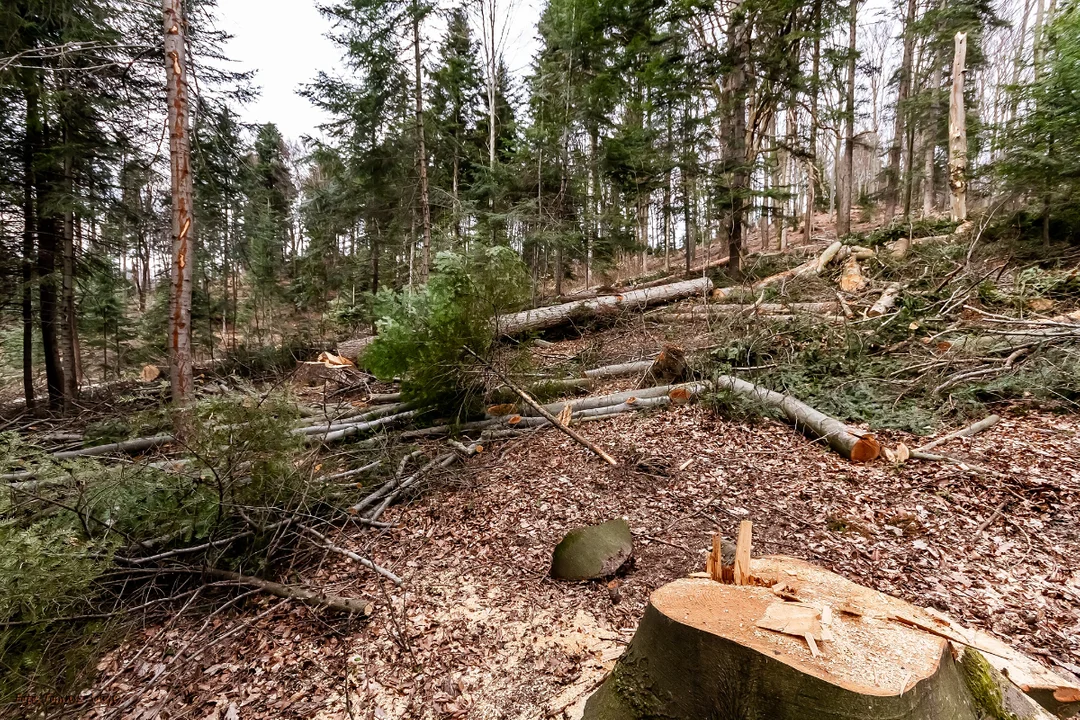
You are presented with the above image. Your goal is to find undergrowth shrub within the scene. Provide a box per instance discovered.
[364,247,530,414]
[0,392,321,705]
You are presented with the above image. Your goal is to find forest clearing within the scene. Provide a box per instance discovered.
[2,0,1080,717]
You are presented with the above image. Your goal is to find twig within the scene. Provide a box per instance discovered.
[914,415,1001,454]
[463,346,619,466]
[203,568,372,614]
[974,499,1009,536]
[298,524,403,586]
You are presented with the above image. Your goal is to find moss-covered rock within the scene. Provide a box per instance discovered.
[551,518,633,580]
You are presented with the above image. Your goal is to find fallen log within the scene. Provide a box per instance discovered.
[665,312,846,324]
[713,375,880,462]
[750,241,844,293]
[584,555,1068,720]
[294,407,418,437]
[408,385,707,439]
[307,408,421,443]
[584,359,656,380]
[662,302,840,318]
[868,284,902,317]
[498,277,713,335]
[368,392,401,404]
[838,256,867,292]
[52,434,175,461]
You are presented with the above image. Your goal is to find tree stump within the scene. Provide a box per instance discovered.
[551,518,633,581]
[584,555,1070,720]
[643,345,688,386]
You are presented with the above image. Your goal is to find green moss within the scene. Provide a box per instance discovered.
[606,656,672,719]
[550,518,632,580]
[960,650,1022,720]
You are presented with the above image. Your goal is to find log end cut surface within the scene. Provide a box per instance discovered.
[652,558,944,696]
[583,555,982,720]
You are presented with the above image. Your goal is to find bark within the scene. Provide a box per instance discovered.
[584,556,1059,720]
[37,158,65,413]
[497,277,713,336]
[803,2,822,242]
[51,434,175,461]
[837,0,858,238]
[664,302,840,319]
[204,569,372,615]
[948,33,968,222]
[61,125,80,408]
[714,375,880,461]
[164,0,195,407]
[884,0,917,221]
[21,74,38,413]
[584,360,656,380]
[868,284,902,317]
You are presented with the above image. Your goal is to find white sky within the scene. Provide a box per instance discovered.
[215,0,542,144]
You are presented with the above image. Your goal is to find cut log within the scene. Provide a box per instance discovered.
[52,434,175,461]
[869,284,902,317]
[662,302,840,318]
[838,256,867,292]
[338,336,375,362]
[714,375,879,462]
[498,277,713,336]
[584,555,1068,720]
[584,360,656,380]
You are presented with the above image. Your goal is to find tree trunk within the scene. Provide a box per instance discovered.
[37,135,65,414]
[948,32,968,222]
[21,74,38,413]
[164,0,195,407]
[724,14,748,277]
[837,0,858,238]
[803,3,822,243]
[61,125,80,409]
[884,0,916,221]
[413,10,432,279]
[584,556,1061,720]
[498,277,713,336]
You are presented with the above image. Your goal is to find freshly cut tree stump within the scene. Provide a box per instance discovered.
[584,555,1066,720]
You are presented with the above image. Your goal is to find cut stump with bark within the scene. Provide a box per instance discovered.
[551,518,633,581]
[584,555,1068,720]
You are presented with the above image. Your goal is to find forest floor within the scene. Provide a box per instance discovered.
[83,321,1080,720]
[7,217,1080,719]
